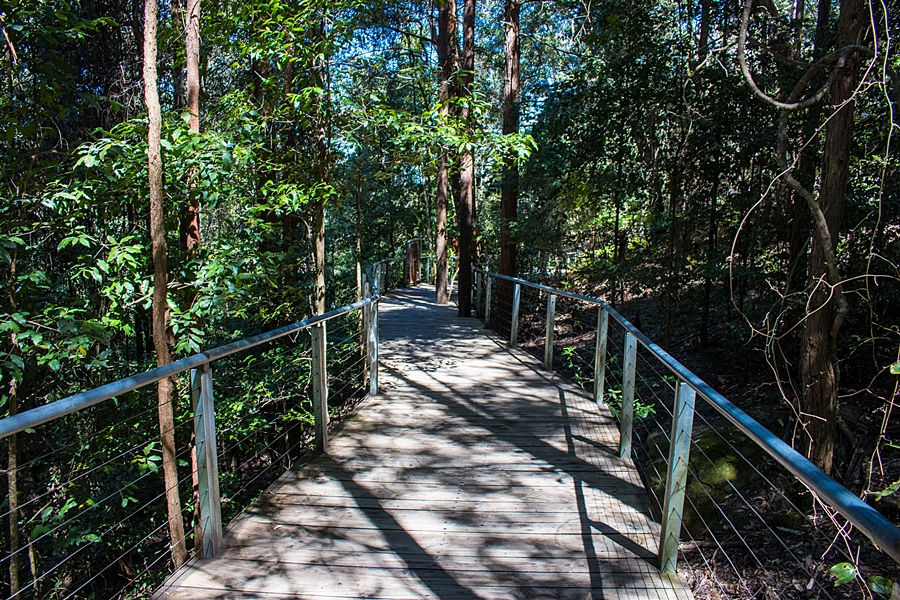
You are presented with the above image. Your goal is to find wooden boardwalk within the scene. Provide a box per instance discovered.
[155,285,692,599]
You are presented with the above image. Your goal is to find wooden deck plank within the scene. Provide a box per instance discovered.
[155,284,692,600]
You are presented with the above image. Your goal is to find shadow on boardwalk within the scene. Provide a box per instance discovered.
[154,284,692,600]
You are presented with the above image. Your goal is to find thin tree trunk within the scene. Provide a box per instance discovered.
[422,166,432,263]
[7,392,18,598]
[7,252,20,597]
[313,25,329,315]
[456,0,476,317]
[171,0,185,109]
[355,184,362,302]
[799,0,863,474]
[701,177,719,347]
[181,0,204,554]
[144,0,188,567]
[434,0,457,305]
[613,193,621,305]
[664,170,681,350]
[180,0,201,251]
[498,0,519,332]
[699,0,711,59]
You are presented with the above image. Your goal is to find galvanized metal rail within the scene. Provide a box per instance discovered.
[0,262,393,562]
[474,267,900,570]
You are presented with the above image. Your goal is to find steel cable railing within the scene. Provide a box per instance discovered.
[475,267,900,599]
[0,246,422,600]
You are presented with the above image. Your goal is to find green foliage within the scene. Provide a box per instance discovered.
[604,386,656,420]
[829,562,859,586]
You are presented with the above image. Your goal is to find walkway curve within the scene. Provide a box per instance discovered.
[155,284,693,599]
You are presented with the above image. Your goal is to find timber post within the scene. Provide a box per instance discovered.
[311,322,329,452]
[594,308,609,404]
[191,364,223,558]
[510,282,521,346]
[619,332,637,458]
[659,380,696,573]
[544,293,556,370]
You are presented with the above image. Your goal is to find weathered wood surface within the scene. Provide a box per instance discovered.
[155,285,692,599]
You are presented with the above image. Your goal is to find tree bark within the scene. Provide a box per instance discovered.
[799,0,863,475]
[180,0,201,251]
[181,0,204,554]
[7,254,20,597]
[701,176,718,347]
[498,0,519,331]
[456,0,475,317]
[698,0,711,60]
[434,0,457,305]
[144,0,188,567]
[313,25,329,315]
[7,360,19,598]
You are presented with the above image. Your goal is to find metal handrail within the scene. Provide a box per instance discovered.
[475,267,900,565]
[0,283,379,441]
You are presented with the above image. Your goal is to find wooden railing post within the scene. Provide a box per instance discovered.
[191,363,222,558]
[484,276,492,326]
[311,322,329,452]
[426,257,432,283]
[417,240,422,283]
[659,380,696,574]
[367,300,379,395]
[619,332,637,458]
[510,283,521,346]
[593,308,609,404]
[544,293,556,370]
[475,271,482,318]
[448,257,456,296]
[404,243,410,287]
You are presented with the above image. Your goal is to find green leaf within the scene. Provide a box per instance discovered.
[830,562,858,586]
[868,576,893,597]
[876,480,900,500]
[891,362,900,375]
[83,533,101,543]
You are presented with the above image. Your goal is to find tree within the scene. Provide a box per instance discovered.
[497,0,519,329]
[739,0,866,474]
[181,0,202,250]
[143,0,188,567]
[456,0,476,316]
[434,0,457,305]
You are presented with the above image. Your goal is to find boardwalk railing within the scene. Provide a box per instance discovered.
[474,267,900,594]
[0,255,421,599]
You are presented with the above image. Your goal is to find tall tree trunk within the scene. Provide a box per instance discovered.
[144,0,188,567]
[355,183,362,302]
[313,25,329,315]
[180,0,201,251]
[434,0,457,305]
[701,176,718,347]
[698,0,711,60]
[456,0,475,317]
[181,0,204,554]
[799,0,863,475]
[7,253,20,597]
[497,0,519,332]
[664,170,681,350]
[170,0,185,109]
[786,0,830,294]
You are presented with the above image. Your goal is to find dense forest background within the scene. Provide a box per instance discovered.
[1,0,898,596]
